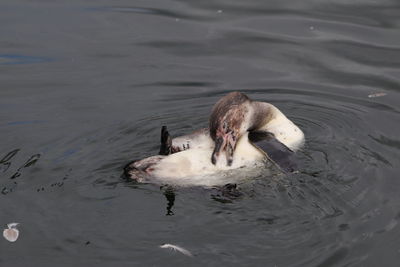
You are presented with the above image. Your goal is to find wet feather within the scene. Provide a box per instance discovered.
[368,92,387,98]
[3,222,20,242]
[160,243,193,257]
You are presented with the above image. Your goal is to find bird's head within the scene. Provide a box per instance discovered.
[209,92,250,166]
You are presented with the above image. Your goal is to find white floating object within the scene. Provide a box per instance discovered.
[309,26,315,30]
[217,10,223,13]
[368,92,387,98]
[160,243,193,257]
[3,223,19,242]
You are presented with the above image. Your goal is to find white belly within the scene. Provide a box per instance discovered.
[151,134,266,186]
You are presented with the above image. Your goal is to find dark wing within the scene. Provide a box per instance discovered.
[159,126,173,155]
[248,131,298,173]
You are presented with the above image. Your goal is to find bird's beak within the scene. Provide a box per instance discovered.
[211,132,237,166]
[211,136,225,165]
[225,137,235,166]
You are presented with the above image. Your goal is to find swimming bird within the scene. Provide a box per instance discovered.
[124,92,304,186]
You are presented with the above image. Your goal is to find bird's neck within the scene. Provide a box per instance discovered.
[247,101,304,151]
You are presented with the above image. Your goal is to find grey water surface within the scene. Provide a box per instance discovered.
[1,0,400,266]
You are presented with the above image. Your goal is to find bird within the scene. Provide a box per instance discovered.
[124,92,304,186]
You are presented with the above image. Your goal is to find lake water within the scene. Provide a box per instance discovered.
[1,0,400,266]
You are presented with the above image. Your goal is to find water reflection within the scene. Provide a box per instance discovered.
[162,186,175,216]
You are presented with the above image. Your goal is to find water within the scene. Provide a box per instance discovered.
[1,0,400,266]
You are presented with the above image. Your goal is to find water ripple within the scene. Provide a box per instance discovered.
[86,6,212,21]
[1,0,399,265]
[0,54,51,65]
